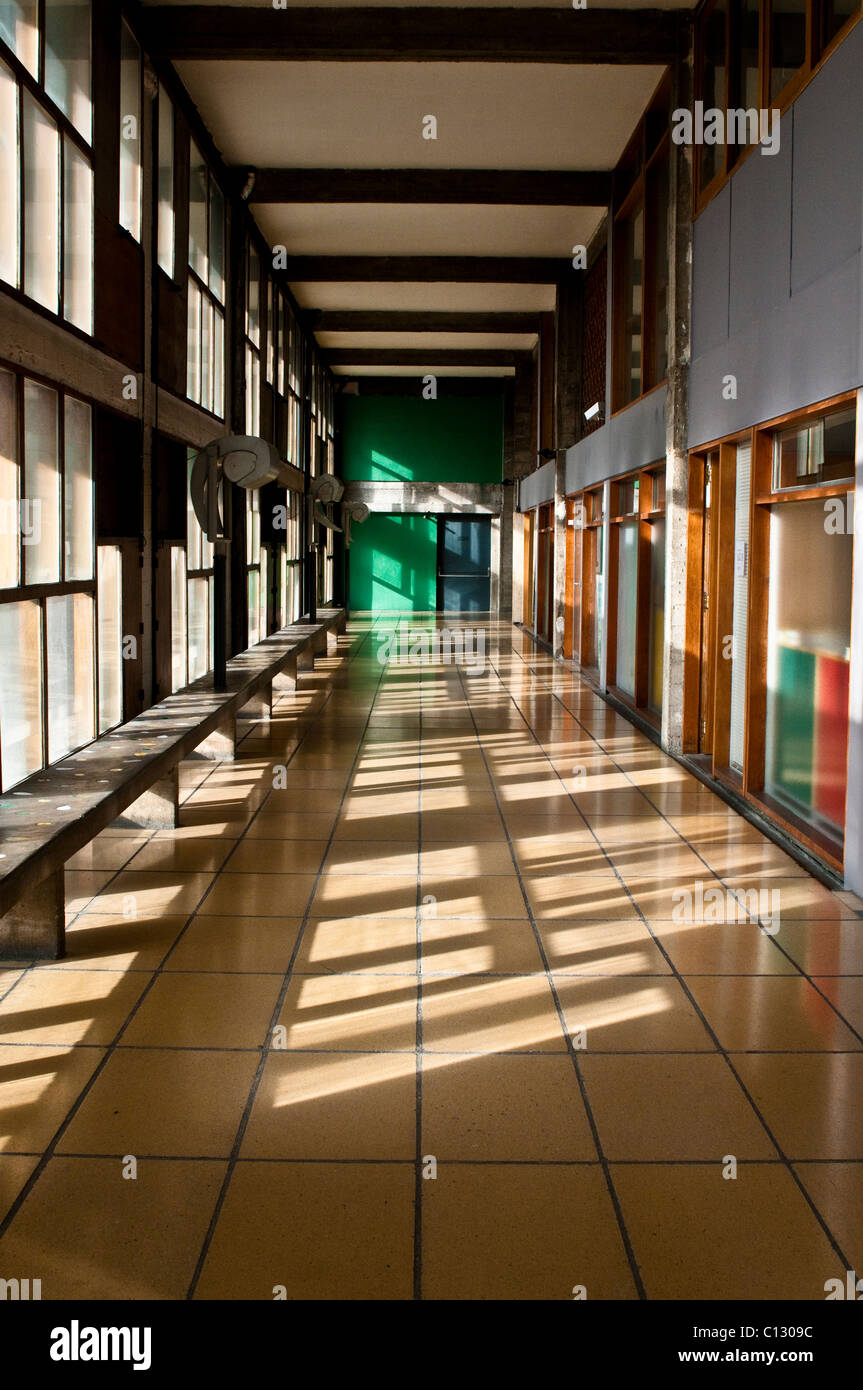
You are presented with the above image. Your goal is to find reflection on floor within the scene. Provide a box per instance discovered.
[0,617,861,1300]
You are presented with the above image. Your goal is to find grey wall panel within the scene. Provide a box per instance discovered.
[564,386,667,494]
[688,254,861,446]
[691,187,731,358]
[729,133,792,337]
[791,21,863,296]
[518,459,555,510]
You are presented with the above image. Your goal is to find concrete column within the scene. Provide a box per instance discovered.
[505,360,537,625]
[0,870,65,960]
[552,275,584,657]
[120,765,180,829]
[661,41,695,754]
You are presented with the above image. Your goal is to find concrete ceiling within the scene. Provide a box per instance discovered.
[148,4,672,381]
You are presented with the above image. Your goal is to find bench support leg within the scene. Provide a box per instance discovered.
[0,869,65,960]
[117,767,180,830]
[297,645,315,671]
[239,682,273,722]
[273,654,298,693]
[195,713,237,762]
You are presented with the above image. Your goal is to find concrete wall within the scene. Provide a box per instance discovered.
[689,19,863,446]
[518,459,555,510]
[563,386,668,493]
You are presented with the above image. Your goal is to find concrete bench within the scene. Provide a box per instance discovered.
[0,607,346,961]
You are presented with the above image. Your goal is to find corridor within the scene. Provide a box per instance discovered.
[0,620,860,1301]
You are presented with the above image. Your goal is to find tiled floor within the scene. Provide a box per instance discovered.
[0,617,861,1300]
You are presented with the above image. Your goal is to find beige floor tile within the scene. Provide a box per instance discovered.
[422,1165,637,1300]
[226,839,329,875]
[164,916,302,973]
[689,837,811,877]
[123,838,235,873]
[685,976,862,1051]
[540,920,671,975]
[245,811,337,839]
[264,787,345,814]
[773,921,863,975]
[64,870,116,914]
[194,1161,414,1300]
[332,812,419,841]
[0,969,148,1046]
[523,876,639,921]
[0,1154,39,1222]
[203,872,317,917]
[57,915,187,971]
[724,876,859,922]
[324,840,419,874]
[83,871,215,918]
[655,921,798,975]
[241,1050,416,1159]
[422,1052,595,1160]
[66,838,149,871]
[420,842,515,877]
[420,811,506,842]
[0,1156,225,1299]
[793,1163,863,1272]
[121,973,282,1049]
[613,1164,845,1300]
[553,976,715,1051]
[421,975,567,1053]
[587,815,680,848]
[419,875,527,920]
[295,917,418,975]
[0,1044,106,1151]
[278,973,418,1051]
[421,919,544,975]
[57,1048,258,1157]
[811,978,863,1036]
[311,875,418,919]
[581,1054,775,1159]
[732,1053,863,1158]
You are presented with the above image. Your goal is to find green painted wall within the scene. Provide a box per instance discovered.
[349,513,437,612]
[340,396,503,483]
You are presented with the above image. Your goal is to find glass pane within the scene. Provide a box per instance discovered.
[621,204,643,405]
[170,545,186,691]
[23,91,60,313]
[765,498,852,835]
[157,86,174,277]
[118,20,141,241]
[822,0,858,46]
[208,179,224,301]
[266,279,275,385]
[247,241,260,345]
[188,140,207,280]
[648,150,669,387]
[0,369,19,588]
[0,598,42,786]
[63,395,92,579]
[63,138,92,332]
[615,521,638,696]
[740,0,761,110]
[648,515,665,715]
[186,454,201,570]
[188,575,209,681]
[0,60,19,288]
[245,345,260,435]
[0,0,38,76]
[770,0,807,101]
[45,0,91,142]
[260,546,268,635]
[821,407,856,484]
[700,0,727,190]
[213,306,224,419]
[97,543,122,732]
[23,379,60,584]
[186,277,201,404]
[47,590,94,760]
[200,291,212,414]
[247,567,260,645]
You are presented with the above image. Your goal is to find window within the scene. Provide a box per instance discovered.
[607,466,667,720]
[182,450,214,683]
[699,0,728,192]
[97,543,122,732]
[0,366,99,787]
[246,489,266,644]
[157,85,174,277]
[612,80,670,410]
[118,18,141,241]
[245,238,261,436]
[772,404,856,490]
[0,8,94,333]
[186,142,225,416]
[768,0,807,99]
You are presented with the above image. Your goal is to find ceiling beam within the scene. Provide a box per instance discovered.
[249,169,610,206]
[309,311,542,333]
[286,257,568,283]
[325,349,531,366]
[145,8,682,64]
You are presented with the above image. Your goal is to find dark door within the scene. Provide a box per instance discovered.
[436,517,491,612]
